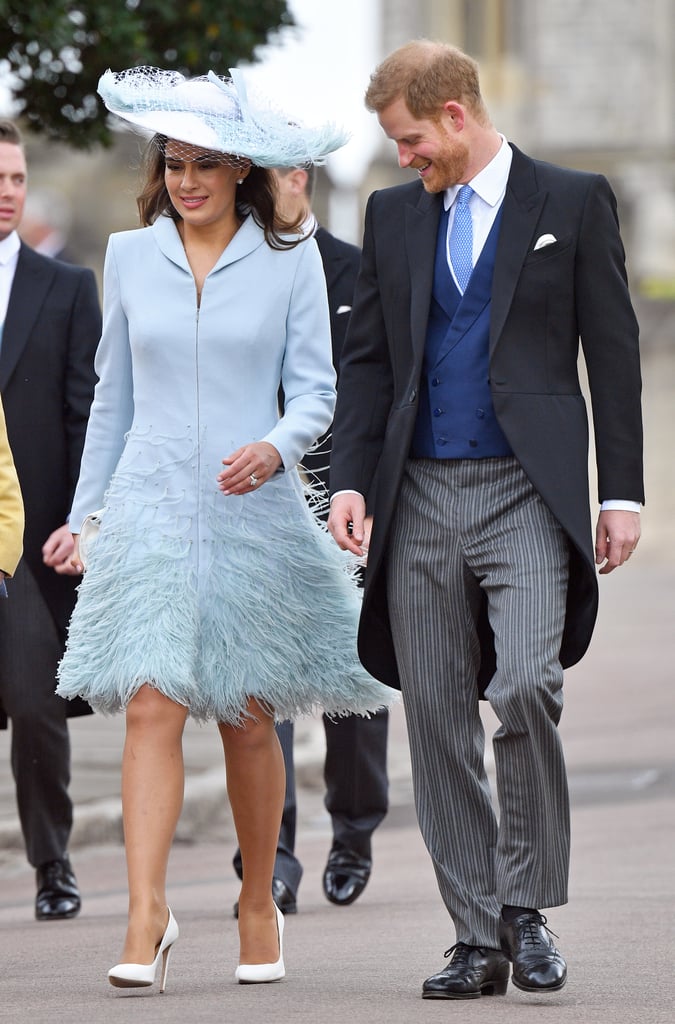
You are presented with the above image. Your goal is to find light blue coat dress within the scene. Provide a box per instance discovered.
[57,214,392,724]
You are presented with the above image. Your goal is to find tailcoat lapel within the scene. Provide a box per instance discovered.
[405,189,442,363]
[490,146,547,353]
[0,244,56,391]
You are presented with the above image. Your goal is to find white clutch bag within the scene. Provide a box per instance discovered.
[78,509,104,571]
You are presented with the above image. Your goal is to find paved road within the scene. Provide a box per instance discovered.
[0,334,673,1022]
[0,562,672,1023]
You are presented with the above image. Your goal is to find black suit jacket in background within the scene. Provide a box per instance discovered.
[0,243,101,726]
[302,227,361,501]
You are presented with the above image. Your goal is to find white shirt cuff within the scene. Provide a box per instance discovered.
[330,489,363,502]
[600,500,641,512]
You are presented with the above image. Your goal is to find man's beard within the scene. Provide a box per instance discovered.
[420,137,470,193]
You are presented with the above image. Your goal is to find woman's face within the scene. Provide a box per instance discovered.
[163,140,250,228]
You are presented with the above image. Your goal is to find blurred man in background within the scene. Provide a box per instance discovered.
[0,118,100,920]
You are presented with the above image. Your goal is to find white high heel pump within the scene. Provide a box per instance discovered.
[108,908,179,993]
[235,903,285,984]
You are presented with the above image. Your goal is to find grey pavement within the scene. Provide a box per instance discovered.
[0,333,673,1021]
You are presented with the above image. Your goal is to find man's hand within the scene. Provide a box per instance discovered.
[595,509,641,575]
[42,523,80,576]
[328,492,367,556]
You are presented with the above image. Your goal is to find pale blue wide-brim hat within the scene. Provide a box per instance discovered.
[97,66,349,167]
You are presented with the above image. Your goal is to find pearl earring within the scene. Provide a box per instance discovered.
[236,178,243,185]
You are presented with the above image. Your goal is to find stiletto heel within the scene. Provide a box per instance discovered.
[235,902,285,984]
[108,907,179,992]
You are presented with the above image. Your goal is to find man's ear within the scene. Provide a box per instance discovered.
[442,101,466,132]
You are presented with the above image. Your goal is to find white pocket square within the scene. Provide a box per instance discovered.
[533,233,557,251]
[336,305,352,314]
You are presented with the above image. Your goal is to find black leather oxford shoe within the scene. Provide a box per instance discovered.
[322,848,371,906]
[35,857,81,921]
[499,912,567,992]
[422,943,510,1000]
[233,876,297,919]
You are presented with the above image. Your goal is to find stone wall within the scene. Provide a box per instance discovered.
[368,0,675,293]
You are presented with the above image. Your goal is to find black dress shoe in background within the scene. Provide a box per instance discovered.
[232,876,297,919]
[272,876,297,914]
[499,912,567,992]
[322,848,371,906]
[422,943,510,1000]
[35,857,81,921]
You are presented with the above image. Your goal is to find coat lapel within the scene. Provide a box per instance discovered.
[406,189,442,362]
[0,244,56,391]
[151,213,265,275]
[490,145,547,352]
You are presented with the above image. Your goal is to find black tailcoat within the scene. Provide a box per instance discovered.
[329,146,644,689]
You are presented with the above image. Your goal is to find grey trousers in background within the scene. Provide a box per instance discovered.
[0,560,72,867]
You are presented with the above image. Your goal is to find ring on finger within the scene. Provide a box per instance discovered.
[249,473,259,486]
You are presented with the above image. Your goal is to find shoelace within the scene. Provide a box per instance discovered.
[443,943,490,962]
[516,913,559,949]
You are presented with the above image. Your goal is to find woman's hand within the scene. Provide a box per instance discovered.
[217,442,282,495]
[68,535,83,574]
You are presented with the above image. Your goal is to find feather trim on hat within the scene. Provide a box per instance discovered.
[97,66,349,167]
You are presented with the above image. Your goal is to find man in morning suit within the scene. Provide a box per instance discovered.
[233,164,389,914]
[0,119,101,919]
[328,41,643,999]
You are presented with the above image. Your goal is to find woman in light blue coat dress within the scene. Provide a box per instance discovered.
[56,67,392,992]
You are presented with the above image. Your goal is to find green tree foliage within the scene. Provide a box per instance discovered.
[0,0,294,148]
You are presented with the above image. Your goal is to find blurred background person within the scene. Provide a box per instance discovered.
[18,187,76,262]
[0,118,101,921]
[233,164,389,916]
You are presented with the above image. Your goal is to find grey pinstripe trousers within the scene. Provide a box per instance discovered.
[387,456,570,948]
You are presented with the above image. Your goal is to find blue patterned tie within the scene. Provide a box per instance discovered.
[449,184,474,293]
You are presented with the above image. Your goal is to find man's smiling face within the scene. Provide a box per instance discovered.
[377,96,469,193]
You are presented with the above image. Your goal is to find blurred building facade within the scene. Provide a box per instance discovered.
[361,0,675,295]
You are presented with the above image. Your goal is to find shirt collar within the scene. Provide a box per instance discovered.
[443,136,513,210]
[0,231,21,266]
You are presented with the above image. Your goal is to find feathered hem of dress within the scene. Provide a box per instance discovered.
[56,479,396,726]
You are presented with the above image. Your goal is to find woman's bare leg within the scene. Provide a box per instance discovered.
[118,685,188,964]
[219,699,285,965]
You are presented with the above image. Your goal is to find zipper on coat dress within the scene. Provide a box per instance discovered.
[195,302,202,575]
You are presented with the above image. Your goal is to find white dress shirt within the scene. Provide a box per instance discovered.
[0,231,21,327]
[444,135,512,284]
